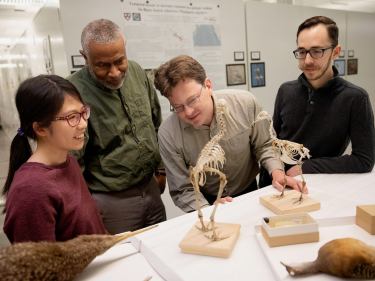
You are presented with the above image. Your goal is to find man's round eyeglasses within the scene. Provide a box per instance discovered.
[293,46,334,59]
[170,85,204,113]
[54,106,90,127]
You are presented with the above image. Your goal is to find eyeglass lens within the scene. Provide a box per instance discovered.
[67,107,90,126]
[294,47,332,59]
[171,85,203,113]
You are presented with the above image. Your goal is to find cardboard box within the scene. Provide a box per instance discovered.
[356,205,375,235]
[261,213,319,247]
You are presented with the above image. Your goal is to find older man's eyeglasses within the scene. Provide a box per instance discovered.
[170,85,204,113]
[293,46,334,59]
[54,106,90,127]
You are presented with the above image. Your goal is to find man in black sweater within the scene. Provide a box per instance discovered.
[261,16,374,186]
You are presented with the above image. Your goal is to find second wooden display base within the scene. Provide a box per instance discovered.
[179,221,241,258]
[260,190,320,215]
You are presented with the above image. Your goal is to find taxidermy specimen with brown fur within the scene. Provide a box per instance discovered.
[0,225,156,281]
[281,238,375,279]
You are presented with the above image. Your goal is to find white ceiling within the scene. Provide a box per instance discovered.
[0,0,59,56]
[276,0,375,12]
[0,0,374,56]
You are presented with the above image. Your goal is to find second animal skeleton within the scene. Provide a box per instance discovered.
[255,111,311,202]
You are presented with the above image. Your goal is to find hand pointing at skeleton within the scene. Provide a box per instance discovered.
[271,169,308,194]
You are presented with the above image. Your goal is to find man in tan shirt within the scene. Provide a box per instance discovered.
[154,55,304,212]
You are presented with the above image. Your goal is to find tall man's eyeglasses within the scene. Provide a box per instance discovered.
[170,85,204,113]
[293,46,334,59]
[54,106,90,127]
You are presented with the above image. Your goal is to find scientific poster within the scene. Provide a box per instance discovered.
[122,0,225,88]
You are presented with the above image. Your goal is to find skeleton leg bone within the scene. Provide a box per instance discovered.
[273,174,287,199]
[280,174,287,198]
[191,172,209,232]
[204,167,229,241]
[293,163,305,204]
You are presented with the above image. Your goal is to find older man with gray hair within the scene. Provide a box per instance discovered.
[69,19,166,234]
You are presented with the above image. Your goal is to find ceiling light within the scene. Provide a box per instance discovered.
[0,0,46,5]
[0,63,17,69]
[0,54,27,60]
[330,0,348,5]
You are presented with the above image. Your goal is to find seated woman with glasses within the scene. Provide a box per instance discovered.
[3,74,107,243]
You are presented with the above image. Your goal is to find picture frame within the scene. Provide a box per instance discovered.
[250,51,261,61]
[250,62,266,88]
[334,59,345,76]
[347,58,358,75]
[71,55,85,68]
[339,50,345,58]
[226,64,246,86]
[234,51,245,61]
[348,50,355,57]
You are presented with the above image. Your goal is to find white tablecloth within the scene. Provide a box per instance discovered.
[78,171,375,281]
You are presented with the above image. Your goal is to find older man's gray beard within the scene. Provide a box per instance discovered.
[88,67,126,90]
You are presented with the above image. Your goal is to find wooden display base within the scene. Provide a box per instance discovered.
[179,221,241,258]
[259,190,320,215]
[356,205,375,234]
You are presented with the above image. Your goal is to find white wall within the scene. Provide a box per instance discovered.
[59,0,247,91]
[245,1,375,116]
[246,2,348,113]
[346,12,375,110]
[59,0,375,117]
[2,1,374,131]
[0,5,69,137]
[59,0,124,69]
[32,7,70,77]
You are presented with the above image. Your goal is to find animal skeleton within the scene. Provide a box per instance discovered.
[190,99,230,241]
[254,111,311,202]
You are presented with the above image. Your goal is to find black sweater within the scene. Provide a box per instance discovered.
[273,67,375,173]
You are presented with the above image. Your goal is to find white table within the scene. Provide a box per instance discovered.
[78,171,375,281]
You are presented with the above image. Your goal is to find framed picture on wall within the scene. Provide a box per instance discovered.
[226,64,246,86]
[71,55,85,68]
[250,62,265,87]
[234,51,245,61]
[334,59,345,76]
[339,50,345,58]
[347,58,358,75]
[250,51,261,60]
[348,50,355,57]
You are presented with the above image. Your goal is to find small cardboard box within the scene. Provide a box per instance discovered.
[261,213,319,247]
[356,205,375,235]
